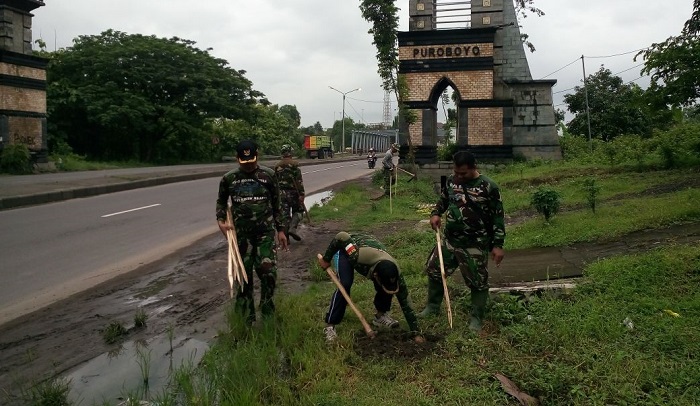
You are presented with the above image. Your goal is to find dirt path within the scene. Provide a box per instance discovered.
[0,177,697,402]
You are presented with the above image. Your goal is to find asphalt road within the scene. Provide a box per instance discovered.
[0,159,373,325]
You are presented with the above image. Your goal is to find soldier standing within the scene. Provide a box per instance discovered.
[419,151,505,333]
[380,143,399,198]
[216,140,288,323]
[274,144,306,242]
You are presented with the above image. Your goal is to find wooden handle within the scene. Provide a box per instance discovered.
[435,231,453,329]
[317,254,375,338]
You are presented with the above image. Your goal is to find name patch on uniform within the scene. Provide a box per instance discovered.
[345,243,357,256]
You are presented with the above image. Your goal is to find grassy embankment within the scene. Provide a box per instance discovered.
[27,160,700,405]
[149,160,699,406]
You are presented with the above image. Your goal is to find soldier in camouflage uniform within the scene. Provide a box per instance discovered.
[216,140,289,323]
[274,144,305,242]
[419,151,505,333]
[317,231,425,343]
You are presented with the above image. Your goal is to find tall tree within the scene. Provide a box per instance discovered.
[47,30,263,163]
[564,67,657,141]
[636,1,700,107]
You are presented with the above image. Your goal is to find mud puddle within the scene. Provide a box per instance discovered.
[66,335,208,404]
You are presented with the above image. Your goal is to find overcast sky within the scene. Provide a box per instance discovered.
[32,1,693,128]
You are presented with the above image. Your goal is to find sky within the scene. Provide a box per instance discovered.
[31,1,694,128]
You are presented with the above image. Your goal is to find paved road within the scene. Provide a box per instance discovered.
[0,157,370,325]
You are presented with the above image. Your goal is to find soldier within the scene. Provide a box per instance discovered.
[419,151,505,333]
[274,144,306,242]
[378,143,399,198]
[317,231,425,344]
[216,140,289,324]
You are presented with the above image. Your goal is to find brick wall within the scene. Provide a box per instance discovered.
[408,114,423,145]
[404,70,493,102]
[0,85,46,112]
[8,116,41,148]
[0,61,45,80]
[468,108,503,145]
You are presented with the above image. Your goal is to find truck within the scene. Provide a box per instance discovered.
[303,134,334,159]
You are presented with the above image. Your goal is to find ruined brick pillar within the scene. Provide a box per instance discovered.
[0,0,47,162]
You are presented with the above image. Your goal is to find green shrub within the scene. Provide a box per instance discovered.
[530,186,561,221]
[582,177,601,213]
[437,142,459,161]
[0,144,32,174]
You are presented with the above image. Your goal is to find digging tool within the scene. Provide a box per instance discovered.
[397,167,417,182]
[317,254,376,339]
[435,230,453,329]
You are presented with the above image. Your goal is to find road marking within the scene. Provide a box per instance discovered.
[302,163,361,174]
[102,204,162,218]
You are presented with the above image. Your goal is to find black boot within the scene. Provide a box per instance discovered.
[419,278,444,317]
[468,289,488,332]
[288,213,302,241]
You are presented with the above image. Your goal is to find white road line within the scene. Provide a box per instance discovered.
[302,163,361,174]
[101,204,162,218]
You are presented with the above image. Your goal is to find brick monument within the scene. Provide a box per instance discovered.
[0,0,47,162]
[399,0,561,162]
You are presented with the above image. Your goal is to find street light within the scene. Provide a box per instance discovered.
[329,85,360,152]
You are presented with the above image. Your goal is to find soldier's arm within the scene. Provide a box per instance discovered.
[295,165,305,196]
[430,176,450,217]
[215,176,230,223]
[489,184,506,248]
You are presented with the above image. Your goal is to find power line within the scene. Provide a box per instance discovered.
[539,57,580,79]
[585,47,649,59]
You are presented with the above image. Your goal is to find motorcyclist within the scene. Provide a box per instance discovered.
[367,148,378,169]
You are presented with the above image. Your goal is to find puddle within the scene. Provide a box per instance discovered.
[305,190,334,208]
[65,335,208,404]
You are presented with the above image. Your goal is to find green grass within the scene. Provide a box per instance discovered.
[158,243,699,405]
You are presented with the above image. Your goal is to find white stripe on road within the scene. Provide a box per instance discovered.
[101,204,162,218]
[302,163,362,174]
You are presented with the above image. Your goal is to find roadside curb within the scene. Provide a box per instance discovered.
[0,171,224,210]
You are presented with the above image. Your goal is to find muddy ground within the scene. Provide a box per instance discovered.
[0,176,698,401]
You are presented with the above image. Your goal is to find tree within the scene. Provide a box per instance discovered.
[278,105,301,128]
[563,67,658,141]
[636,1,700,107]
[47,30,264,163]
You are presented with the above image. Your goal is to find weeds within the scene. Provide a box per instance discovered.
[134,308,147,328]
[102,320,127,344]
[530,186,561,221]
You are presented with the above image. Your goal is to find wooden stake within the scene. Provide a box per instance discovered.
[317,254,376,338]
[435,230,453,329]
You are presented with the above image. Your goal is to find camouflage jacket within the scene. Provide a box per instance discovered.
[431,174,506,249]
[216,165,288,235]
[274,157,305,194]
[322,232,419,332]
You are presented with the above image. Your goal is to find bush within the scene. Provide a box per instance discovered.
[530,186,561,221]
[437,142,459,161]
[0,144,32,174]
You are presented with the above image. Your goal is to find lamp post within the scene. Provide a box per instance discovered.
[329,86,360,153]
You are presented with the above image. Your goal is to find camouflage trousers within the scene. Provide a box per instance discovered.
[234,231,278,322]
[281,189,304,231]
[425,235,490,291]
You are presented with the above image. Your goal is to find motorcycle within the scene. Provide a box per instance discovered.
[367,154,377,169]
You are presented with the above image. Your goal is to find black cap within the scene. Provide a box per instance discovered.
[374,260,399,293]
[236,140,258,163]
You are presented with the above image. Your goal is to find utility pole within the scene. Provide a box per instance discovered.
[329,86,361,152]
[581,55,593,153]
